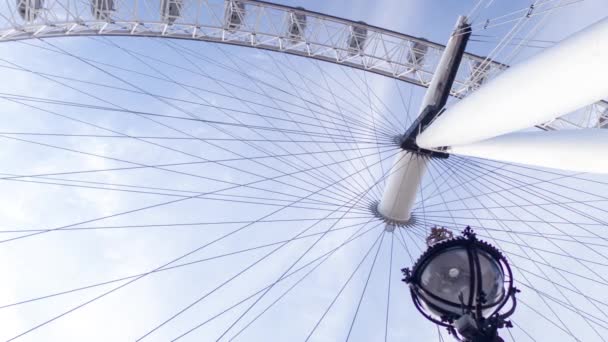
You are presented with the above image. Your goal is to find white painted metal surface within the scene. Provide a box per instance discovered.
[0,0,504,97]
[377,151,426,222]
[377,16,468,225]
[449,129,608,174]
[417,17,608,148]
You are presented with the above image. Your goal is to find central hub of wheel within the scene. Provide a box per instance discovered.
[369,200,417,231]
[397,134,449,159]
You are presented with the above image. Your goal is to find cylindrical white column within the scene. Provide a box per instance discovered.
[378,151,427,222]
[377,16,469,226]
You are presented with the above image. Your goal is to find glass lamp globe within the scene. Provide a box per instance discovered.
[403,227,515,325]
[417,246,505,319]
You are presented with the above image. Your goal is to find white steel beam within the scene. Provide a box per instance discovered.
[449,129,608,174]
[417,17,608,148]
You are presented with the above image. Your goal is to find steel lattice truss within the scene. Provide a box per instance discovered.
[1,0,606,131]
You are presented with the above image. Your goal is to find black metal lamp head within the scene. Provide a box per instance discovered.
[403,227,518,342]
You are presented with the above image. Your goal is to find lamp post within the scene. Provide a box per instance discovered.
[402,227,519,342]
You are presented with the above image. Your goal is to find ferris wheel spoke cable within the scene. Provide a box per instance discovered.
[0,219,382,310]
[384,232,395,342]
[416,157,602,213]
[0,142,391,203]
[0,176,374,214]
[513,265,608,311]
[187,153,406,341]
[0,143,400,248]
[225,224,403,342]
[98,37,381,198]
[414,157,608,224]
[162,39,400,138]
[311,60,392,202]
[414,161,608,284]
[393,227,413,262]
[518,287,608,336]
[411,157,466,209]
[511,320,538,341]
[424,159,458,228]
[435,161,608,297]
[415,212,606,230]
[422,158,478,212]
[441,158,608,256]
[311,57,406,135]
[0,67,392,182]
[5,143,399,341]
[168,220,384,341]
[0,94,389,144]
[174,225,385,341]
[464,0,560,88]
[457,157,608,230]
[415,214,608,248]
[13,40,393,144]
[0,131,385,145]
[303,230,384,342]
[179,40,382,133]
[0,215,376,235]
[2,94,376,207]
[0,131,392,209]
[0,217,385,313]
[33,39,383,203]
[453,0,580,36]
[2,46,392,140]
[282,55,395,200]
[344,231,386,342]
[205,41,400,137]
[487,1,560,67]
[361,70,389,197]
[258,49,383,199]
[456,157,608,210]
[393,77,415,129]
[338,65,403,137]
[0,139,384,205]
[518,300,586,340]
[409,158,472,211]
[138,154,396,341]
[349,64,405,135]
[319,59,405,136]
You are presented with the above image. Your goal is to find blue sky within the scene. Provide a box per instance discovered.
[0,0,608,341]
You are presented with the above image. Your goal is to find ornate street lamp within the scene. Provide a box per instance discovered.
[402,227,519,342]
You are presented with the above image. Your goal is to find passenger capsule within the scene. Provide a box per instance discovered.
[225,1,245,31]
[469,60,490,91]
[347,23,367,56]
[287,8,307,41]
[16,0,43,21]
[161,0,182,24]
[408,41,428,67]
[91,0,114,20]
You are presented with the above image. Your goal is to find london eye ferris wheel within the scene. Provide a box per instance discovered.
[0,0,607,341]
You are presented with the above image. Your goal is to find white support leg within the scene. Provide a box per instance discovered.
[377,16,470,230]
[378,151,427,223]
